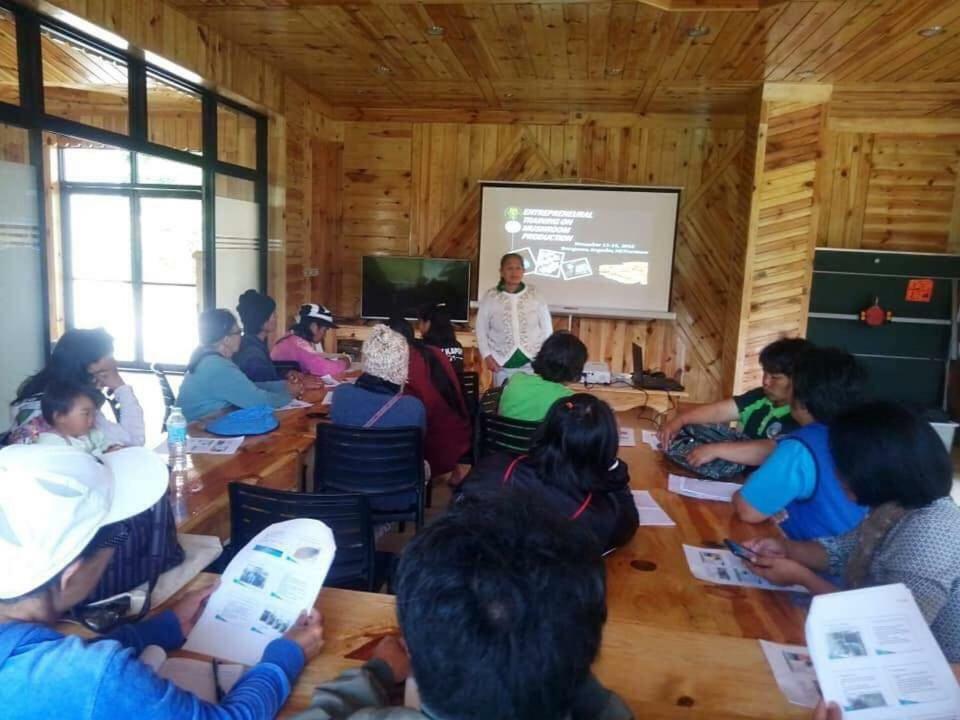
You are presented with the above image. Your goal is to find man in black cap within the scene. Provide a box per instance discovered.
[234,289,288,383]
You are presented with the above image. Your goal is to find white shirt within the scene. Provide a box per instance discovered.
[476,285,553,367]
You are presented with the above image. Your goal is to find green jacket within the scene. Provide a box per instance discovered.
[293,659,634,720]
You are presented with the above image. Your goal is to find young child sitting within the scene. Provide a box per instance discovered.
[35,381,118,458]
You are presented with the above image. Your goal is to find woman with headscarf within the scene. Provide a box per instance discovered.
[176,309,299,422]
[8,328,145,446]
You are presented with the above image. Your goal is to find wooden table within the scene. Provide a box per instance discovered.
[566,382,689,414]
[605,412,807,645]
[173,392,328,539]
[154,576,806,719]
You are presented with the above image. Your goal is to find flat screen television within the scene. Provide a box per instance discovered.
[361,256,471,322]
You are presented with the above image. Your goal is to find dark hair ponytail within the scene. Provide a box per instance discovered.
[15,328,114,404]
[418,303,458,348]
[386,316,466,419]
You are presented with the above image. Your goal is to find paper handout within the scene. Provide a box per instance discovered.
[641,430,661,449]
[321,393,333,407]
[683,545,808,593]
[277,398,312,411]
[618,428,637,447]
[320,374,341,387]
[187,436,244,455]
[668,474,739,502]
[184,518,336,666]
[631,490,675,526]
[759,640,820,708]
[806,584,960,719]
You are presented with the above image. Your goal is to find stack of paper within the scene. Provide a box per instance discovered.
[806,584,960,718]
[683,545,808,593]
[140,646,243,701]
[759,640,819,708]
[631,490,675,526]
[667,474,740,502]
[618,428,637,447]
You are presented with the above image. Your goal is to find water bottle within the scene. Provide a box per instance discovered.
[166,407,188,473]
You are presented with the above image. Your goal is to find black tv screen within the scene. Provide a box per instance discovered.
[361,256,471,322]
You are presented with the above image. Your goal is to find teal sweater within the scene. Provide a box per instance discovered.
[177,353,291,422]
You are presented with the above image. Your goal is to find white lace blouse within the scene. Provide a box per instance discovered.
[475,285,553,367]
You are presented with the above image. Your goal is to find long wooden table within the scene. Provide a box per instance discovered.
[606,413,807,645]
[566,382,689,415]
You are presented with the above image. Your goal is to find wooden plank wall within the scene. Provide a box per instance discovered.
[731,89,831,394]
[818,132,960,254]
[330,116,748,402]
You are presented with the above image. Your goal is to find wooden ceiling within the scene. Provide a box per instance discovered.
[163,0,960,114]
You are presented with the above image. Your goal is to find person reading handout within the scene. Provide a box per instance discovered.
[0,444,324,719]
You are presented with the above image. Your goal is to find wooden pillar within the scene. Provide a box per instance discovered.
[727,83,834,394]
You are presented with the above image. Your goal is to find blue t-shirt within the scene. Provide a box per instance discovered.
[739,440,816,515]
[0,610,304,719]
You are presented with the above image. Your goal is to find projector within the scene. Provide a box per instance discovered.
[581,361,611,385]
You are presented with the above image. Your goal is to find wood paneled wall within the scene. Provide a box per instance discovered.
[329,116,748,402]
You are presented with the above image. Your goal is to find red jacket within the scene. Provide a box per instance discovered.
[404,345,472,475]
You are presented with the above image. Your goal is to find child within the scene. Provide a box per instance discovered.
[35,381,117,457]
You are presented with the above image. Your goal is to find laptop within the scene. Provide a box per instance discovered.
[631,343,684,392]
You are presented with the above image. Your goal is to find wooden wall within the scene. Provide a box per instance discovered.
[326,115,748,402]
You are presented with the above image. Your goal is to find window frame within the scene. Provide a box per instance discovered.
[0,1,269,365]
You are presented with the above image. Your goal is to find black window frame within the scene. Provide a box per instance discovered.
[0,1,269,367]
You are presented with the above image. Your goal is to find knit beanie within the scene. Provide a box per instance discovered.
[362,325,409,386]
[236,289,276,334]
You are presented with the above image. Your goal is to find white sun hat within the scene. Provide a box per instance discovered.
[0,445,169,600]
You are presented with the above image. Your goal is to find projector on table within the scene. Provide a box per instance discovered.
[581,362,611,385]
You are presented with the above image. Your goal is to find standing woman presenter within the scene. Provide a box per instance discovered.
[476,252,553,387]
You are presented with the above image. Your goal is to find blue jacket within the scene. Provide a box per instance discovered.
[234,335,280,383]
[177,353,290,422]
[330,384,426,432]
[778,423,868,541]
[0,610,304,719]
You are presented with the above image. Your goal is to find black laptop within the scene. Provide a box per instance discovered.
[631,343,684,392]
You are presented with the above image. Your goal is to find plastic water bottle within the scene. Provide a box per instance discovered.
[166,407,188,473]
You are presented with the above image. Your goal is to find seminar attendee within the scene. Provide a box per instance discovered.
[476,252,553,387]
[733,346,868,540]
[417,302,464,376]
[233,288,284,383]
[499,330,587,422]
[35,381,118,458]
[658,337,812,467]
[387,317,471,478]
[177,309,298,421]
[330,324,425,431]
[459,393,639,553]
[0,443,324,718]
[743,402,960,662]
[272,303,350,380]
[9,328,145,446]
[292,491,633,720]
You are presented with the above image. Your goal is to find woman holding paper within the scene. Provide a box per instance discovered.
[742,402,960,662]
[476,252,554,387]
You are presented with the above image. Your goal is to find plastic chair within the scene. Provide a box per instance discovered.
[313,424,427,529]
[150,363,178,431]
[477,412,541,459]
[227,483,386,591]
[460,371,480,417]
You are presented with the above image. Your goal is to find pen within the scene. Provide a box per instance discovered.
[212,658,224,702]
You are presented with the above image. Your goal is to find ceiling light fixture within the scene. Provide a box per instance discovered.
[375,64,392,75]
[503,92,514,98]
[426,25,445,37]
[918,26,945,38]
[687,26,710,38]
[796,70,817,79]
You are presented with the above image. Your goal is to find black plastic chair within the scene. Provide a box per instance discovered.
[479,386,503,416]
[478,412,541,459]
[150,363,178,431]
[273,360,301,377]
[227,483,387,591]
[313,424,427,529]
[460,371,480,417]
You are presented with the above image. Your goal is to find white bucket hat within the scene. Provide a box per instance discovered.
[0,445,168,600]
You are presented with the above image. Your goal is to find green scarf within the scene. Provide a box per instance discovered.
[496,280,525,294]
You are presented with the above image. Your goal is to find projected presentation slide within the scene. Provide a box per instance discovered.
[478,183,680,316]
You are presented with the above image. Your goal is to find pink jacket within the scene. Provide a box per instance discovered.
[270,334,349,378]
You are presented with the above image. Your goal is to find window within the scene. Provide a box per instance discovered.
[41,27,129,135]
[61,145,202,365]
[147,73,202,156]
[217,103,257,169]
